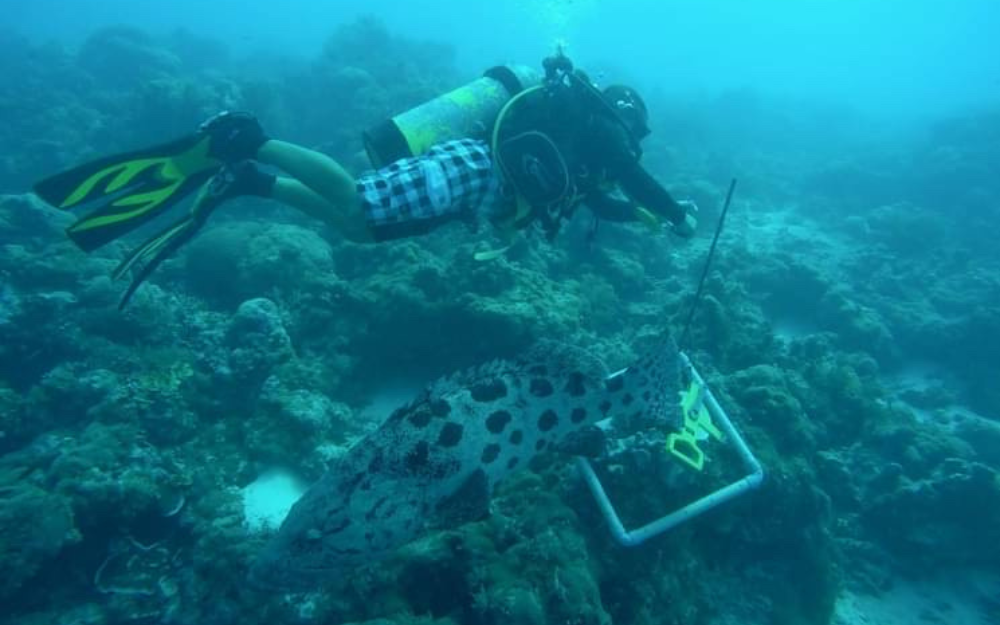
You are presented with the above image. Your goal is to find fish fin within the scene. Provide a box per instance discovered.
[519,340,610,381]
[552,425,608,458]
[473,245,511,261]
[431,468,491,528]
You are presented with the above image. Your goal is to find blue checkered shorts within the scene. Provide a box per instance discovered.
[356,139,505,241]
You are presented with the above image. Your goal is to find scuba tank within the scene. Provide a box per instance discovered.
[363,65,541,169]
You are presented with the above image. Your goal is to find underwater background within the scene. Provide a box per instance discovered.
[1,0,999,624]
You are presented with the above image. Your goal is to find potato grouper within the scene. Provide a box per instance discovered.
[249,338,683,590]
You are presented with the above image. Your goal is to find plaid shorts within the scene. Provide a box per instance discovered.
[357,139,505,241]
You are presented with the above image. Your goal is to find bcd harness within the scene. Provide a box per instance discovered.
[487,58,645,248]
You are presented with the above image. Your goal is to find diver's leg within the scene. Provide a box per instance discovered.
[270,176,373,243]
[200,113,373,242]
[256,140,371,242]
[258,140,356,206]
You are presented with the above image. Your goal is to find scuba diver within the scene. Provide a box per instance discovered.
[34,53,698,307]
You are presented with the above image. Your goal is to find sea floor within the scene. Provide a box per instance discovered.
[834,569,1000,625]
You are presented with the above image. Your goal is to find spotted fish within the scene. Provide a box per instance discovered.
[249,338,682,590]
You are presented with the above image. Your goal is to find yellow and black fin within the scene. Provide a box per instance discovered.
[112,170,234,310]
[33,133,222,252]
[111,213,197,309]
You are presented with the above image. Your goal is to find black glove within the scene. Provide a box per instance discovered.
[199,111,269,163]
[543,53,574,85]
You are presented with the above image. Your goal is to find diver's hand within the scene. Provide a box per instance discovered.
[199,111,270,163]
[671,200,699,238]
[543,53,574,80]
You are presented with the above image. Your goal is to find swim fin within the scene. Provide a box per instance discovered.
[33,133,223,252]
[112,160,262,309]
[112,212,200,310]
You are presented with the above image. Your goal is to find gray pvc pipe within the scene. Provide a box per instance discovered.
[579,353,764,547]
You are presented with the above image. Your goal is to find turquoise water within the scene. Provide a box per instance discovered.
[1,2,998,624]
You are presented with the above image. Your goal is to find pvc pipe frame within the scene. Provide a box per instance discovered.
[577,352,764,547]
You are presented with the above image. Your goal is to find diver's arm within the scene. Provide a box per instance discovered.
[617,161,686,226]
[585,192,639,222]
[583,114,687,228]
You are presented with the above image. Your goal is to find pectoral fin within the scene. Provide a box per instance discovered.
[431,468,491,528]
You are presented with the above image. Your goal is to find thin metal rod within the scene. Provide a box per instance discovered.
[680,179,738,351]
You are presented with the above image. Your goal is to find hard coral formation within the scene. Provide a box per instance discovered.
[0,470,79,603]
[181,222,337,307]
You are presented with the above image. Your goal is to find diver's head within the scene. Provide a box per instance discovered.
[602,84,650,141]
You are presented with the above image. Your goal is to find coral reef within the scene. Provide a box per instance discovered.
[0,16,998,625]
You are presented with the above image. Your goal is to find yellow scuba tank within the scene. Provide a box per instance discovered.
[362,65,541,168]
